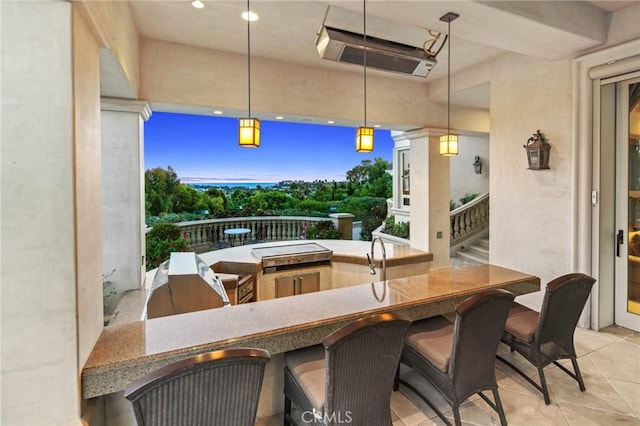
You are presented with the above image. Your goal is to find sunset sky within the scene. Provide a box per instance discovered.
[144,112,394,183]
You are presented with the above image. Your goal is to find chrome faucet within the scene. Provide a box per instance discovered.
[366,236,387,282]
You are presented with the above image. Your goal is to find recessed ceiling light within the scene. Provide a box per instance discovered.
[327,120,335,124]
[191,0,204,9]
[275,116,284,120]
[374,124,381,128]
[213,110,223,115]
[241,11,259,21]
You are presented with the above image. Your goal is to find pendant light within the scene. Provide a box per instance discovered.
[356,0,374,152]
[239,0,260,147]
[439,12,459,156]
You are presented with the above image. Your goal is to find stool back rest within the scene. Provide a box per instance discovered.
[124,348,270,426]
[322,313,411,424]
[450,289,515,393]
[535,273,596,355]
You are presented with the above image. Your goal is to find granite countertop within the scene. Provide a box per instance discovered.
[82,264,539,398]
[109,240,432,327]
[198,239,432,269]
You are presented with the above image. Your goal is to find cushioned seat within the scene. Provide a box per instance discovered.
[504,303,539,342]
[498,273,596,405]
[283,313,411,426]
[397,289,515,426]
[284,345,326,411]
[404,316,454,372]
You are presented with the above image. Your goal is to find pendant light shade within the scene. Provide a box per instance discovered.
[239,0,260,148]
[439,134,458,155]
[356,126,374,152]
[439,12,459,156]
[239,117,260,147]
[356,0,374,152]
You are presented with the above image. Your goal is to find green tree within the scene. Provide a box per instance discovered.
[346,158,392,199]
[145,166,180,215]
[246,191,296,213]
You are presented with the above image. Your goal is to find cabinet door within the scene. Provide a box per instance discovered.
[275,276,296,298]
[299,272,320,295]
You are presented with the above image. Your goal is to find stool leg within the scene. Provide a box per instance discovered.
[571,357,586,392]
[284,395,292,426]
[537,366,551,405]
[492,389,508,426]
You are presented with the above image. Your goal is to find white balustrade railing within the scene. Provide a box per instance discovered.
[172,216,338,252]
[450,193,489,245]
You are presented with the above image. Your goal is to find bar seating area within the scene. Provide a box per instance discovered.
[113,272,640,425]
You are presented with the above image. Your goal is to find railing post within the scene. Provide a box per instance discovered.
[329,213,354,240]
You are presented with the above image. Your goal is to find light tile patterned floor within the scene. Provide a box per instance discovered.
[257,325,640,425]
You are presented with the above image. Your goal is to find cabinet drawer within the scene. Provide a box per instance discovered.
[237,275,254,303]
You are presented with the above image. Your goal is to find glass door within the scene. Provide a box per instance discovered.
[615,77,640,331]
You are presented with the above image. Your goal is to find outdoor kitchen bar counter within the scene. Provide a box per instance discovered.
[82,260,540,399]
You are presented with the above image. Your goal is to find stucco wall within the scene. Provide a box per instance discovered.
[489,54,574,310]
[74,4,105,370]
[1,2,82,425]
[140,38,433,128]
[450,134,490,205]
[76,0,140,96]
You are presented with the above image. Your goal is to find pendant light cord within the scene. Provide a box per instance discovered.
[247,0,251,117]
[363,0,367,127]
[446,19,451,135]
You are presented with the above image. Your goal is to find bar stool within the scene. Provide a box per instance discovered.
[498,273,596,404]
[283,313,411,425]
[396,289,515,426]
[125,348,270,426]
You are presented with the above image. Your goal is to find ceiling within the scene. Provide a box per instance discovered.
[126,0,635,113]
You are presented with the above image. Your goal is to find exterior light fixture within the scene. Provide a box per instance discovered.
[524,130,551,170]
[439,12,459,156]
[239,0,260,148]
[356,0,374,153]
[473,155,483,174]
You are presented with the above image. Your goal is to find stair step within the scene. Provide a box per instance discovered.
[457,250,489,265]
[477,238,490,249]
[469,245,489,257]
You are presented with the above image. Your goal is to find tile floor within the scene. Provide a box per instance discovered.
[257,325,640,425]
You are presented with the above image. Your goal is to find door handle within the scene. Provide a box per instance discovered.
[294,278,300,295]
[617,229,624,257]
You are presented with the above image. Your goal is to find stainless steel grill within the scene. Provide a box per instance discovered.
[251,242,332,273]
[145,252,229,319]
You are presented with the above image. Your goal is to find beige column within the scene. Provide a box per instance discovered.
[399,128,452,270]
[101,98,152,297]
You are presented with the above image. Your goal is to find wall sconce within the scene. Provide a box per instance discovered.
[473,155,483,174]
[524,130,551,170]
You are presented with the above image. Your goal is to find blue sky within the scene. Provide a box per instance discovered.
[144,112,394,183]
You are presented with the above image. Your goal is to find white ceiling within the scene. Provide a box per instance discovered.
[126,0,635,111]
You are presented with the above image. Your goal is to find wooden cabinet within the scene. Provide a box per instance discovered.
[275,271,320,298]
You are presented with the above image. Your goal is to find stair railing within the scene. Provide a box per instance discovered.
[450,192,489,246]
